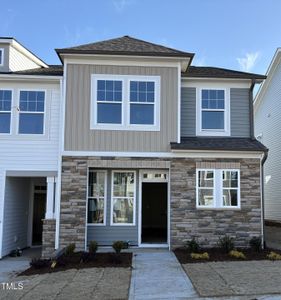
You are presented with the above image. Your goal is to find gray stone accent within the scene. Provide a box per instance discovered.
[42,219,56,258]
[59,156,261,250]
[170,158,261,248]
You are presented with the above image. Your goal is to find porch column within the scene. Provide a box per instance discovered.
[46,177,56,219]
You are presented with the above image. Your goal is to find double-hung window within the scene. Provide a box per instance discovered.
[91,75,160,130]
[197,169,240,208]
[19,91,45,134]
[96,80,122,124]
[111,171,135,225]
[0,49,4,66]
[87,170,106,225]
[0,90,12,134]
[130,81,155,125]
[197,88,230,136]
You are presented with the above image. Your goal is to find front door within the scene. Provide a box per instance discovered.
[32,190,46,245]
[140,170,168,245]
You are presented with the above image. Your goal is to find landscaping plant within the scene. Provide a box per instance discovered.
[64,243,76,256]
[30,258,51,269]
[112,241,124,254]
[217,235,234,253]
[249,236,262,252]
[191,252,209,260]
[267,251,281,260]
[229,250,246,259]
[186,238,200,253]
[89,241,98,254]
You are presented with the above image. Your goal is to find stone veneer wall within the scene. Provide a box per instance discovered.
[170,158,261,248]
[42,219,56,258]
[59,156,261,250]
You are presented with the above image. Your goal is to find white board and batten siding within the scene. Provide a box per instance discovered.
[255,60,281,222]
[0,80,61,257]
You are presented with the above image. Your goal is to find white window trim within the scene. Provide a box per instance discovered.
[196,169,240,209]
[196,87,230,136]
[91,74,160,131]
[87,170,107,226]
[110,170,136,226]
[0,49,4,66]
[0,89,13,135]
[17,89,46,135]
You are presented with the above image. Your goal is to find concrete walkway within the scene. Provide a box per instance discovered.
[129,249,197,300]
[0,248,41,283]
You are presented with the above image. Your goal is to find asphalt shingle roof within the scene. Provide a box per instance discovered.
[56,35,194,58]
[0,65,63,76]
[171,137,268,152]
[183,66,266,81]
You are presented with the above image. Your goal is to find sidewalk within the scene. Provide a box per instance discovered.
[129,249,198,299]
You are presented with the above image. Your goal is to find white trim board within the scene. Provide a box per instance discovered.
[62,150,263,159]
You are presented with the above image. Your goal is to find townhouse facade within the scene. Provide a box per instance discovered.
[0,36,267,258]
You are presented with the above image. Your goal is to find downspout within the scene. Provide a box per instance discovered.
[261,150,268,249]
[250,79,268,248]
[249,79,255,139]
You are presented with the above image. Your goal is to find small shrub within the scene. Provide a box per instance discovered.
[30,258,51,269]
[267,251,281,261]
[80,251,90,263]
[191,252,209,260]
[89,241,98,254]
[217,235,234,253]
[64,243,76,256]
[112,241,124,254]
[229,250,246,259]
[186,238,200,253]
[250,236,262,252]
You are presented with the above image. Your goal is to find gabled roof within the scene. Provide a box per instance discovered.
[0,36,48,68]
[56,35,194,59]
[183,66,266,82]
[171,137,268,152]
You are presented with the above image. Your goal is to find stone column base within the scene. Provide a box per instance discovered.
[42,219,56,258]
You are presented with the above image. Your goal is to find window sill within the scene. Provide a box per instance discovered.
[91,124,160,132]
[110,223,136,226]
[196,206,241,211]
[196,130,230,137]
[87,223,106,226]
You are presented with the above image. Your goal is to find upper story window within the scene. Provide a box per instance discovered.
[0,49,4,66]
[91,75,160,131]
[196,88,230,136]
[0,90,12,134]
[19,91,45,134]
[97,80,122,124]
[196,169,240,209]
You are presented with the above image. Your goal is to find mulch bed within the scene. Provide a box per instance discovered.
[19,252,132,276]
[174,247,281,264]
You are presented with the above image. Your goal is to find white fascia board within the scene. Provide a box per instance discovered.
[181,78,252,89]
[254,48,281,110]
[62,150,263,159]
[64,56,183,69]
[11,39,48,68]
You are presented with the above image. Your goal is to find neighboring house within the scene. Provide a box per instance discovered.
[0,38,62,258]
[254,48,281,224]
[0,36,267,258]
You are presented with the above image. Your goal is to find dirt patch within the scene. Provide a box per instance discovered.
[174,247,281,264]
[19,252,132,276]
